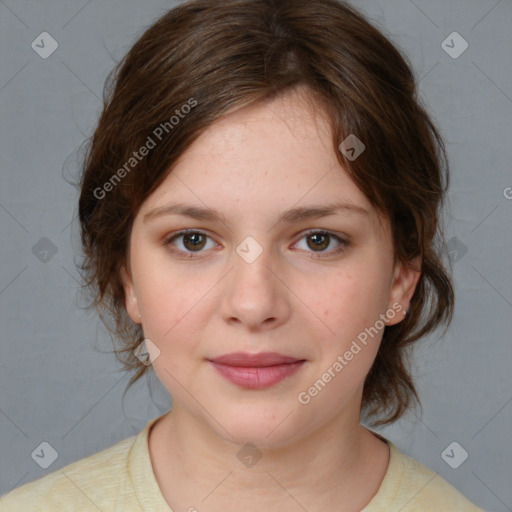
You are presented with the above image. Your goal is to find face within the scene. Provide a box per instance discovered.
[122,88,419,448]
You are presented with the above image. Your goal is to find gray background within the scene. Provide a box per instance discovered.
[0,0,511,510]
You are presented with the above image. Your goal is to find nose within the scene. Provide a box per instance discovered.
[219,241,291,332]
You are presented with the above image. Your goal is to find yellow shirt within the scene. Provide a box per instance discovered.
[0,414,485,511]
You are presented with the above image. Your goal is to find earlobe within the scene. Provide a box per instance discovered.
[386,256,421,326]
[120,265,142,324]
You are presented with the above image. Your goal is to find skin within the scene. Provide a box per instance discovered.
[121,87,420,512]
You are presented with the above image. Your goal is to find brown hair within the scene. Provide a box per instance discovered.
[78,0,454,427]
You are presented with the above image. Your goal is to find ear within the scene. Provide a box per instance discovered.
[386,256,421,326]
[120,264,142,325]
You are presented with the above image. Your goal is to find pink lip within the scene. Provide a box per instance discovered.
[208,352,306,389]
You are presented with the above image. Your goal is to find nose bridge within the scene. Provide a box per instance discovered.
[221,234,288,328]
[231,234,276,296]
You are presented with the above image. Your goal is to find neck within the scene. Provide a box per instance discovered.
[148,403,389,512]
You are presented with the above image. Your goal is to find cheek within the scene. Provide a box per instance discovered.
[131,243,196,328]
[301,272,386,403]
[135,268,215,359]
[310,266,392,376]
[319,267,388,327]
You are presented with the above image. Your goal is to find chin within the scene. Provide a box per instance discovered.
[210,407,306,450]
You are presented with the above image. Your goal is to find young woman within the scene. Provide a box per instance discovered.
[1,0,485,510]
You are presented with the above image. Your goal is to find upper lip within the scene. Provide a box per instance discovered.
[209,352,304,367]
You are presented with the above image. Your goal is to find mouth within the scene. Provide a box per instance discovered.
[208,352,306,389]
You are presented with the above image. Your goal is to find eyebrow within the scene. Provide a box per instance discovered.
[143,200,369,225]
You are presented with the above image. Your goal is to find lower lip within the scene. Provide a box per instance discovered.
[210,361,305,389]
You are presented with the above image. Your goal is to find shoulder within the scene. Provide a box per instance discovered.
[365,439,486,511]
[0,433,137,512]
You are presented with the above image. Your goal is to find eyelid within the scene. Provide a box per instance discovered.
[293,229,349,255]
[297,228,348,241]
[163,228,214,245]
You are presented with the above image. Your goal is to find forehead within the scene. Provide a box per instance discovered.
[193,88,332,163]
[138,89,386,232]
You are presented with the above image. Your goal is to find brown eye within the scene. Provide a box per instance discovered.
[306,233,330,251]
[164,230,215,256]
[182,232,207,251]
[295,230,348,257]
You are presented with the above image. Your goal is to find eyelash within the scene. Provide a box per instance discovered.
[162,229,349,259]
